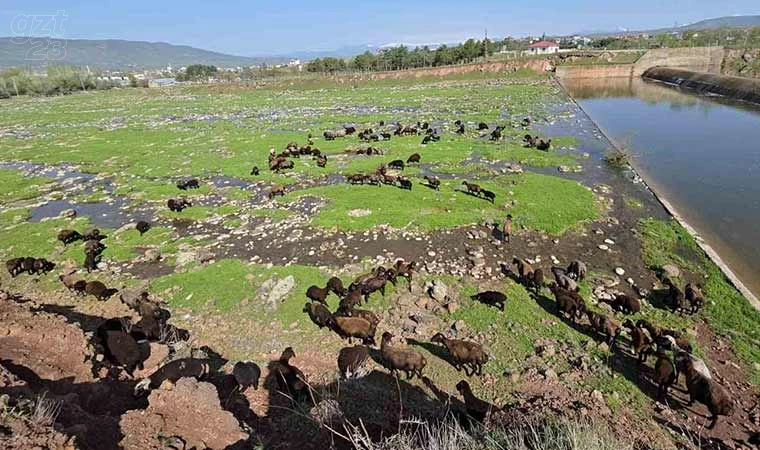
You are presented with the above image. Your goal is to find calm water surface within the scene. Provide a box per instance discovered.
[564,77,760,299]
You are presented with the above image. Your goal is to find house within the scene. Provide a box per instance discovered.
[526,40,559,55]
[148,77,177,88]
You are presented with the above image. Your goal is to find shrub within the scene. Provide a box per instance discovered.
[603,148,632,169]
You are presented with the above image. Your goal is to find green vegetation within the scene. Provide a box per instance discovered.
[0,66,117,99]
[0,169,52,203]
[639,218,760,386]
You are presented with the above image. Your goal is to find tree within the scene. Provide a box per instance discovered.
[183,64,217,81]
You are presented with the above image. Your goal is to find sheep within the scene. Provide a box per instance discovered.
[84,281,118,301]
[84,229,107,241]
[268,184,286,199]
[57,229,83,245]
[607,294,641,315]
[685,283,705,314]
[269,347,308,401]
[621,319,652,364]
[549,283,585,323]
[357,274,390,302]
[99,329,143,376]
[455,123,465,134]
[316,155,327,168]
[470,291,506,311]
[83,252,98,272]
[653,350,677,401]
[59,273,82,292]
[536,139,552,151]
[135,221,151,236]
[586,311,621,348]
[305,285,329,304]
[326,276,347,297]
[21,257,36,275]
[332,316,376,345]
[663,278,686,313]
[551,266,578,292]
[134,358,211,396]
[393,260,416,283]
[456,380,497,422]
[477,122,489,130]
[637,319,693,354]
[527,268,544,294]
[6,258,24,277]
[523,134,537,147]
[431,333,488,376]
[489,126,503,141]
[423,175,440,190]
[512,257,535,282]
[233,361,261,392]
[398,177,413,190]
[334,307,380,329]
[338,346,370,379]
[303,302,334,329]
[32,258,55,274]
[84,239,106,257]
[380,332,426,379]
[176,178,200,190]
[461,181,481,196]
[421,134,440,145]
[675,352,733,429]
[72,280,87,296]
[502,214,513,243]
[388,160,405,170]
[167,198,191,212]
[250,166,260,176]
[566,260,587,281]
[481,190,495,203]
[275,160,294,172]
[406,153,421,164]
[339,290,364,311]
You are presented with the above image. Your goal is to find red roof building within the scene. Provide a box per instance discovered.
[527,40,559,55]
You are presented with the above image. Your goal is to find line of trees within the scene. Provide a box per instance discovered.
[0,66,117,99]
[176,64,218,81]
[588,26,760,50]
[305,38,526,73]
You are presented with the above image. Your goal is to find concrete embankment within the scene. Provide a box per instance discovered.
[643,67,760,105]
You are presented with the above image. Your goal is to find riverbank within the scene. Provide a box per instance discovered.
[643,67,760,105]
[556,75,760,308]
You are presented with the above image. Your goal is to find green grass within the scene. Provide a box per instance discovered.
[0,169,52,204]
[288,172,598,233]
[639,218,760,386]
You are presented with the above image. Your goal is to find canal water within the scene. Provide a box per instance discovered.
[563,76,760,299]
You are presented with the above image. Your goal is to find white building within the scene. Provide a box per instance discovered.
[526,41,560,55]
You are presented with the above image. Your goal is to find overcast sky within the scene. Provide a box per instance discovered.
[2,1,759,55]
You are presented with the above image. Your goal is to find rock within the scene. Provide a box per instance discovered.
[598,342,610,353]
[260,276,295,309]
[542,368,558,380]
[143,248,161,263]
[598,244,609,251]
[415,298,429,309]
[604,238,615,245]
[558,165,571,173]
[662,264,680,278]
[453,320,467,332]
[591,390,605,404]
[427,251,437,257]
[428,281,448,302]
[59,208,76,218]
[535,342,556,358]
[504,369,520,383]
[119,378,247,450]
[348,209,372,217]
[626,277,634,285]
[445,302,460,314]
[134,343,170,378]
[614,267,625,276]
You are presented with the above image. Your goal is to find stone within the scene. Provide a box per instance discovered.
[614,267,625,276]
[134,343,170,378]
[604,238,615,245]
[591,390,605,404]
[662,264,680,278]
[428,281,449,302]
[263,276,295,309]
[542,368,558,380]
[453,320,467,332]
[415,298,429,309]
[504,369,520,383]
[598,244,609,251]
[446,302,460,314]
[59,208,77,218]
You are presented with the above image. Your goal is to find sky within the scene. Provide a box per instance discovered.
[2,1,760,56]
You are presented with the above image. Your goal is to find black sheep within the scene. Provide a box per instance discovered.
[675,352,734,429]
[84,229,107,241]
[455,123,465,134]
[83,252,99,272]
[424,175,440,190]
[21,257,36,275]
[398,178,412,190]
[388,160,405,170]
[134,358,211,395]
[85,281,118,300]
[58,229,83,245]
[233,361,261,391]
[251,166,260,176]
[84,239,106,256]
[6,258,24,277]
[653,350,677,400]
[135,221,151,236]
[303,302,334,329]
[33,258,55,274]
[489,126,503,141]
[337,346,370,379]
[100,329,143,376]
[406,153,421,164]
[456,380,498,422]
[477,122,489,130]
[607,294,641,315]
[471,291,506,311]
[481,190,495,203]
[269,347,308,401]
[167,198,191,212]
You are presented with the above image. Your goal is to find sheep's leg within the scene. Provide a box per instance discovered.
[707,414,718,430]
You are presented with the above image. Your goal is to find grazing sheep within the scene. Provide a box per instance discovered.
[233,361,261,391]
[357,274,390,301]
[59,273,82,292]
[527,268,544,294]
[250,166,260,176]
[470,291,506,311]
[489,126,503,141]
[477,122,489,130]
[167,198,191,212]
[663,278,686,313]
[431,333,488,376]
[685,283,705,314]
[134,358,211,396]
[326,276,346,297]
[455,123,465,134]
[135,221,151,236]
[586,311,621,348]
[607,294,641,315]
[338,346,370,379]
[334,307,380,329]
[398,177,413,190]
[176,178,200,190]
[84,239,106,256]
[523,134,537,147]
[653,350,677,400]
[339,290,364,310]
[84,281,118,301]
[551,266,578,292]
[332,316,376,345]
[305,285,329,304]
[6,258,24,277]
[460,181,481,196]
[388,160,405,170]
[536,139,552,151]
[58,229,83,245]
[21,257,36,275]
[83,252,98,273]
[675,352,733,429]
[380,332,426,379]
[99,330,143,376]
[32,258,55,274]
[637,320,693,354]
[549,283,585,323]
[72,280,87,296]
[268,184,285,199]
[84,229,107,241]
[456,380,497,422]
[303,302,334,329]
[481,189,495,203]
[406,153,421,164]
[423,175,440,190]
[393,260,416,283]
[502,214,513,243]
[316,155,327,168]
[511,257,534,282]
[566,260,587,281]
[622,319,652,364]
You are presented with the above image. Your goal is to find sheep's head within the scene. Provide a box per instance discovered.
[381,332,393,343]
[431,333,445,344]
[455,380,470,394]
[281,347,296,363]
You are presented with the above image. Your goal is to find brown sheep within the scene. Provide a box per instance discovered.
[549,283,585,323]
[380,332,426,379]
[393,260,416,283]
[6,258,24,277]
[675,352,733,429]
[431,333,488,376]
[59,273,82,292]
[135,221,151,235]
[551,266,578,292]
[423,175,440,190]
[83,252,98,273]
[233,361,261,391]
[470,291,506,311]
[269,347,309,401]
[337,346,370,379]
[566,260,587,281]
[326,276,346,297]
[622,319,652,364]
[586,311,621,348]
[84,229,107,241]
[456,380,498,423]
[653,350,677,401]
[135,358,211,396]
[84,239,106,256]
[664,278,686,313]
[268,184,286,199]
[84,281,118,301]
[526,268,544,294]
[637,320,693,354]
[332,316,376,345]
[303,302,334,329]
[335,307,380,329]
[58,229,83,245]
[461,181,481,196]
[305,285,329,304]
[406,153,421,164]
[512,257,534,282]
[339,290,364,310]
[607,294,641,315]
[685,283,705,314]
[167,198,191,212]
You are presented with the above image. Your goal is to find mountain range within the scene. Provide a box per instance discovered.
[579,15,760,37]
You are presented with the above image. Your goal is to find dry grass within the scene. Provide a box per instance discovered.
[29,392,62,428]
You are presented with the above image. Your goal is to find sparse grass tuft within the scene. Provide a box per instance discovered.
[603,148,632,170]
[30,392,62,428]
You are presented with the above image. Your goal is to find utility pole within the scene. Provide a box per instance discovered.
[484,27,489,61]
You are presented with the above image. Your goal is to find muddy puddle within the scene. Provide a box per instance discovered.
[29,198,145,229]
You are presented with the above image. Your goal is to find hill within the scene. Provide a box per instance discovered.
[0,38,286,70]
[581,15,760,37]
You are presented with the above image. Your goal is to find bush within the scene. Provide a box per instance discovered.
[603,148,632,169]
